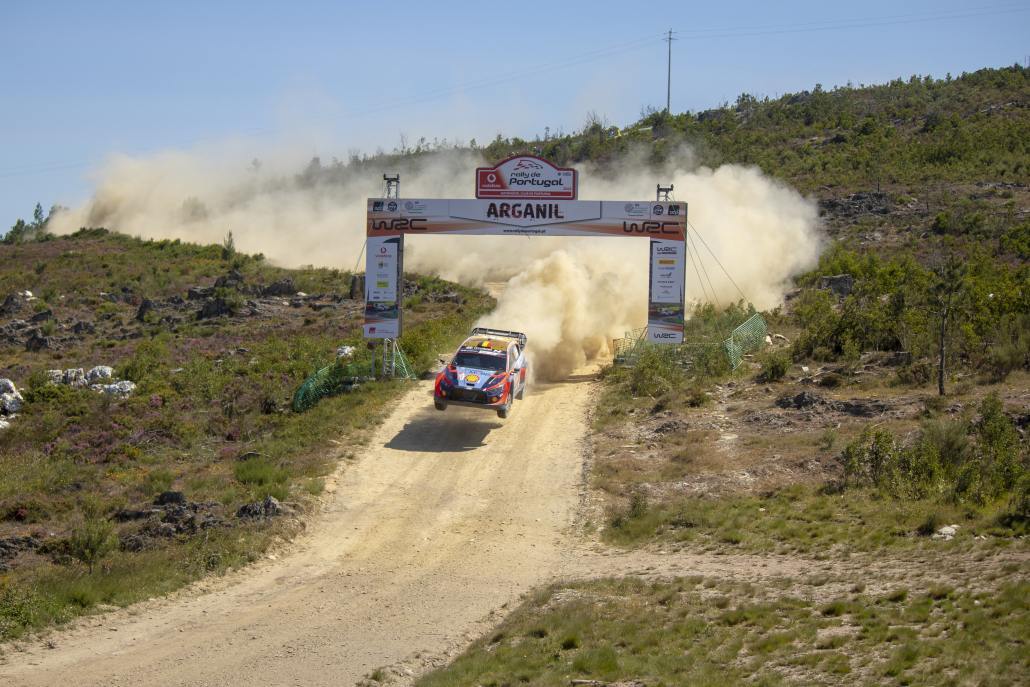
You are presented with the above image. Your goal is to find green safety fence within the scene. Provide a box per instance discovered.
[613,313,767,370]
[612,327,648,364]
[291,343,417,412]
[723,313,768,369]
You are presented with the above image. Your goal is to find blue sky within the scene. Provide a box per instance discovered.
[1,1,1027,227]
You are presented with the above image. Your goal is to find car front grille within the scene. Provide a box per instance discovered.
[452,388,488,403]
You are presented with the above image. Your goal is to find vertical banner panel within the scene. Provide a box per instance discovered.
[647,238,685,343]
[363,235,403,339]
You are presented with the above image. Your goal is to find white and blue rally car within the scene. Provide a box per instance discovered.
[433,327,528,418]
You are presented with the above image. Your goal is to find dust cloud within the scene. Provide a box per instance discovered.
[50,145,822,381]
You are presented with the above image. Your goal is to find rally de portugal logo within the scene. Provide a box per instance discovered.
[476,155,578,200]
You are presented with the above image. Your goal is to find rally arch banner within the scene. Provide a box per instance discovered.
[363,158,687,344]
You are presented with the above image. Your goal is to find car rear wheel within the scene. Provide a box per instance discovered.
[434,399,447,411]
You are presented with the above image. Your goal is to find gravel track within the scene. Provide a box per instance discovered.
[0,374,592,686]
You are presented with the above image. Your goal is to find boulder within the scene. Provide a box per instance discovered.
[25,330,54,351]
[63,368,87,388]
[154,491,187,506]
[136,298,155,322]
[29,309,54,323]
[0,378,16,395]
[87,365,114,383]
[776,391,823,409]
[1,391,23,415]
[214,270,245,290]
[819,274,854,298]
[0,293,26,316]
[96,380,136,397]
[46,369,64,384]
[197,297,235,319]
[71,320,96,335]
[0,535,41,571]
[236,495,283,519]
[187,286,213,300]
[0,418,10,431]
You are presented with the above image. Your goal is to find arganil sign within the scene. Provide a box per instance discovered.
[365,156,686,345]
[476,155,577,200]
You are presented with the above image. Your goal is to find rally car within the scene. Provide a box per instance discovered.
[433,327,528,418]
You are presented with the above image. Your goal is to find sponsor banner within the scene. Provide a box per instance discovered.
[363,185,689,346]
[363,235,403,338]
[649,239,684,304]
[476,155,577,200]
[367,199,686,239]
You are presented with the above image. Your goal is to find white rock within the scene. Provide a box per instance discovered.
[46,369,64,384]
[0,417,10,431]
[0,378,16,395]
[295,292,308,298]
[932,524,960,540]
[97,380,136,397]
[764,335,773,345]
[87,365,114,383]
[63,368,87,388]
[20,290,34,299]
[801,365,810,373]
[336,345,356,359]
[0,392,23,414]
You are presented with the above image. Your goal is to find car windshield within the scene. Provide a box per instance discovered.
[454,351,506,371]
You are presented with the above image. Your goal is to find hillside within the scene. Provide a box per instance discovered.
[413,68,1029,686]
[0,229,492,638]
[1,65,1027,683]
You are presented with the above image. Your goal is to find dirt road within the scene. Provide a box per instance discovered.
[0,374,594,686]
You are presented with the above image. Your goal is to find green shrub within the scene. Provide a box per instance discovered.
[234,456,289,488]
[758,349,790,382]
[983,337,1027,383]
[841,395,1025,506]
[0,581,40,639]
[69,517,116,574]
[918,418,971,471]
[896,360,933,386]
[120,334,172,384]
[629,346,682,397]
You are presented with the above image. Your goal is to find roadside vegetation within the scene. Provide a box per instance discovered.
[0,230,491,640]
[2,63,1027,679]
[419,575,1028,686]
[415,66,1028,683]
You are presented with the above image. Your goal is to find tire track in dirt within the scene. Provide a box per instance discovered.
[0,373,592,686]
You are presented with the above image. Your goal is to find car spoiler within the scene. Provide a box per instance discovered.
[471,327,527,348]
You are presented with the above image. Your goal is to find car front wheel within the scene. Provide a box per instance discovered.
[434,399,447,411]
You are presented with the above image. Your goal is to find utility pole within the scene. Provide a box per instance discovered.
[665,29,675,113]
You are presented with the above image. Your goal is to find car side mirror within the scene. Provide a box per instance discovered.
[438,357,448,366]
